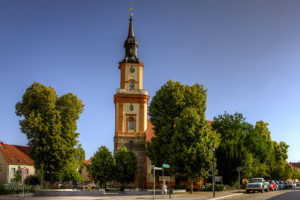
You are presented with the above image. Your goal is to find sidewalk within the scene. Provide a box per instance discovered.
[0,190,245,200]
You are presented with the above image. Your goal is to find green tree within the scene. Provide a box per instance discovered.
[89,146,114,189]
[291,166,300,181]
[115,147,138,190]
[212,112,254,184]
[57,157,83,186]
[147,80,219,193]
[15,82,84,183]
[255,121,271,141]
[25,175,40,186]
[273,141,289,163]
[13,167,22,184]
[170,107,219,193]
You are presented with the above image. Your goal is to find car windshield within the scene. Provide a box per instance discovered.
[250,178,263,183]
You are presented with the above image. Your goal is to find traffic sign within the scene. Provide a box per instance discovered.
[236,167,242,172]
[162,164,170,168]
[21,167,27,175]
[154,167,162,170]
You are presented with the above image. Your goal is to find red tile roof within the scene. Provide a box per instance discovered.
[145,119,155,142]
[0,142,34,166]
[290,162,300,169]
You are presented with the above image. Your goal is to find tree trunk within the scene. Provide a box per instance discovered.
[104,181,106,190]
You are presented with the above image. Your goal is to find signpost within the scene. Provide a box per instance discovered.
[21,167,27,198]
[162,164,170,168]
[153,166,162,199]
[152,164,170,199]
[236,167,242,191]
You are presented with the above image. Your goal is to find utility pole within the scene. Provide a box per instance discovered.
[212,144,215,198]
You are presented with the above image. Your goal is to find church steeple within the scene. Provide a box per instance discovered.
[123,14,140,63]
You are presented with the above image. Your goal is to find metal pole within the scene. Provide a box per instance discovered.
[213,145,215,198]
[153,167,155,199]
[162,167,164,195]
[213,164,215,197]
[238,170,240,191]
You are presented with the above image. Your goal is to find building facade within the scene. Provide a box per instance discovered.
[113,14,150,188]
[0,142,35,184]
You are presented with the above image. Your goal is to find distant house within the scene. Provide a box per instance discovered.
[290,162,300,170]
[0,141,35,184]
[81,159,92,183]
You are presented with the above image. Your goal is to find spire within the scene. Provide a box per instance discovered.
[123,13,140,63]
[128,14,134,37]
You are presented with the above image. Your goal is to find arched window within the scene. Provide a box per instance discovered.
[130,81,134,89]
[129,117,134,130]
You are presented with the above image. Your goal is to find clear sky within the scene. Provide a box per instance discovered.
[1,0,299,162]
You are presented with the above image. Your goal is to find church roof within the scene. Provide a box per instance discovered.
[0,142,34,166]
[145,119,155,142]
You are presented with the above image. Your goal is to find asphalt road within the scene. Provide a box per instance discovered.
[1,187,299,200]
[226,187,300,200]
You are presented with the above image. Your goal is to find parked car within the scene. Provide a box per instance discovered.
[285,181,293,189]
[277,181,284,190]
[296,182,300,187]
[284,181,290,189]
[267,180,277,191]
[246,178,269,193]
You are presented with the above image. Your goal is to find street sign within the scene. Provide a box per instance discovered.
[162,164,170,168]
[21,167,27,175]
[154,167,162,170]
[236,167,242,172]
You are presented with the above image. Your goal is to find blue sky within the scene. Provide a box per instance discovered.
[1,0,299,162]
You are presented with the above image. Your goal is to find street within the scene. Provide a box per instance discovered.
[226,187,300,200]
[1,188,300,200]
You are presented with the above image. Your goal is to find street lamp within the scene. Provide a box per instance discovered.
[212,144,215,198]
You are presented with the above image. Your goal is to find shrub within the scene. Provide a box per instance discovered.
[199,184,225,191]
[172,184,186,189]
[25,175,40,186]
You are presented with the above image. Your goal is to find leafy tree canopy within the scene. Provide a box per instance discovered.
[15,82,84,183]
[89,146,114,189]
[115,147,138,190]
[147,80,219,192]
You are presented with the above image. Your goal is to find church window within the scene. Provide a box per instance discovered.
[129,117,134,130]
[130,104,134,111]
[130,81,134,89]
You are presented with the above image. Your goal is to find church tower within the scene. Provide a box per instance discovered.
[114,14,149,188]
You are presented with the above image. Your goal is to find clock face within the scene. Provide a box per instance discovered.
[130,67,135,73]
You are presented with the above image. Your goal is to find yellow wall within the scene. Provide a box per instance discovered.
[115,102,119,132]
[123,103,140,132]
[7,165,35,184]
[124,63,142,90]
[0,152,8,184]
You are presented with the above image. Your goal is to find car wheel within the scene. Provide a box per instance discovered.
[246,190,250,193]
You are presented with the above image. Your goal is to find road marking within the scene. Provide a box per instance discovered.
[208,193,244,200]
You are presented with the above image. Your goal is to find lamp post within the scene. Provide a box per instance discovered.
[212,144,215,198]
[236,167,242,191]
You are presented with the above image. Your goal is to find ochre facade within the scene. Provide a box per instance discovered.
[114,15,150,188]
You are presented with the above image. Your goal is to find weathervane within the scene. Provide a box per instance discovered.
[129,7,134,17]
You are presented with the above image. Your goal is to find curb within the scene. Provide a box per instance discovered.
[208,193,244,200]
